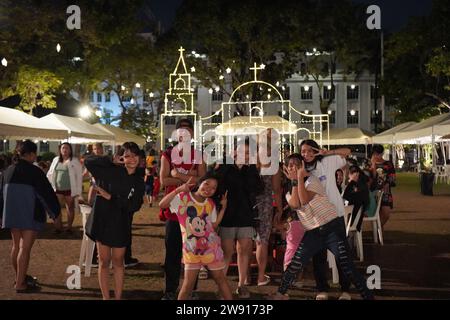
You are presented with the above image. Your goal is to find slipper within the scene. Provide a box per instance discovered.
[257,275,271,286]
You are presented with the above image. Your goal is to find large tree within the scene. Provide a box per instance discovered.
[383,0,450,122]
[172,0,376,116]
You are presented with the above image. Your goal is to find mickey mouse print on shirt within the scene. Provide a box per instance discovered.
[170,192,224,265]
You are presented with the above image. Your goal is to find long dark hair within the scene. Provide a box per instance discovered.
[299,139,323,165]
[193,171,223,207]
[59,142,73,162]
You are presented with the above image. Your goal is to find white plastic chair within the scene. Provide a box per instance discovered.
[329,205,354,284]
[79,204,96,277]
[346,206,364,262]
[363,191,384,245]
[327,250,339,284]
[435,166,446,184]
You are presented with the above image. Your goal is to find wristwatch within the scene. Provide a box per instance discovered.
[292,179,299,187]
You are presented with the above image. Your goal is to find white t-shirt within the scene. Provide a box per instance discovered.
[310,155,346,217]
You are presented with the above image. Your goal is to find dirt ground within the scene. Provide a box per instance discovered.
[1,173,450,300]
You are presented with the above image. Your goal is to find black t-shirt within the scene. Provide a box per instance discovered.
[215,164,263,228]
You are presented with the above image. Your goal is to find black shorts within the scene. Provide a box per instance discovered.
[145,184,153,195]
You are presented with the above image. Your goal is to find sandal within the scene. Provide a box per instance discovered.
[257,275,271,286]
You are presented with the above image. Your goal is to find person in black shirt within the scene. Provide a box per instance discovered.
[84,142,144,300]
[343,165,370,232]
[215,138,264,299]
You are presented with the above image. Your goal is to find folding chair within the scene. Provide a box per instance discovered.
[363,191,384,245]
[79,204,96,277]
[346,206,364,262]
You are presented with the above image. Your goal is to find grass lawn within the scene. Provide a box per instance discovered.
[396,172,450,195]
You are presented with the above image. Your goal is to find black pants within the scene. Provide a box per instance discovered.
[164,219,199,293]
[280,218,373,300]
[312,217,351,292]
[125,211,136,261]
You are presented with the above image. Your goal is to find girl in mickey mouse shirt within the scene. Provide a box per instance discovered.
[159,172,232,300]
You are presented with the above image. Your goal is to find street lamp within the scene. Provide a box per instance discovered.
[190,67,196,72]
[95,109,102,117]
[208,88,213,94]
[79,106,91,118]
[304,85,310,91]
[135,83,141,88]
[350,109,356,116]
[226,67,231,74]
[56,43,61,53]
[1,58,7,67]
[149,92,154,98]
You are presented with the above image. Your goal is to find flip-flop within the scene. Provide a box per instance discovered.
[257,275,271,286]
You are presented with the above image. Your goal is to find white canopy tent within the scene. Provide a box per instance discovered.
[41,113,114,144]
[395,113,450,145]
[0,106,68,140]
[322,128,374,145]
[93,123,146,146]
[372,122,416,144]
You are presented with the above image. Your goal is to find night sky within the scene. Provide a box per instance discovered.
[148,0,433,32]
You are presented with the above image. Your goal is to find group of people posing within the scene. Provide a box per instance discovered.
[0,117,395,300]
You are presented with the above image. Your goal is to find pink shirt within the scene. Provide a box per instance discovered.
[284,220,305,269]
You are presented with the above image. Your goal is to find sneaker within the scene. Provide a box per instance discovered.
[235,286,250,299]
[124,258,139,268]
[339,292,352,300]
[161,292,177,300]
[315,292,329,300]
[198,268,208,280]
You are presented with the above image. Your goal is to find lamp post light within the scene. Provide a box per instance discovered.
[79,105,91,118]
[1,58,7,67]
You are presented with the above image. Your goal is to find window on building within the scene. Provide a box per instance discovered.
[0,140,9,153]
[105,93,111,102]
[89,92,94,102]
[347,85,359,100]
[39,141,49,153]
[282,86,290,100]
[121,96,131,102]
[347,110,359,124]
[97,93,102,102]
[301,86,313,100]
[212,90,223,101]
[328,111,336,124]
[323,85,335,100]
[370,85,378,100]
[165,117,176,125]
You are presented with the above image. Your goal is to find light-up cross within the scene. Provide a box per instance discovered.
[250,62,264,81]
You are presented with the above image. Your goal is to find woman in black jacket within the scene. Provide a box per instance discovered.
[84,142,144,300]
[1,140,60,293]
